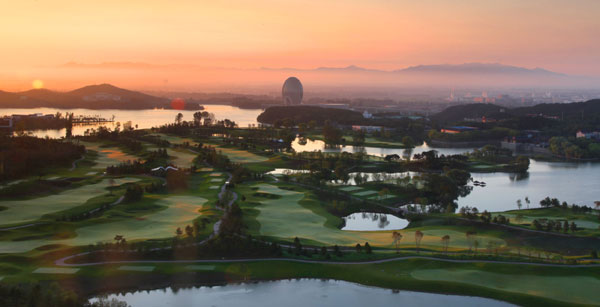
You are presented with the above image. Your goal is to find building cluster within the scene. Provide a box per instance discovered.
[0,113,56,129]
[576,130,600,140]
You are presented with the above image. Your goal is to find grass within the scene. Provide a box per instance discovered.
[79,142,140,170]
[0,171,223,253]
[118,266,155,272]
[353,190,378,196]
[239,183,504,249]
[213,146,269,163]
[0,178,140,227]
[32,267,79,274]
[411,268,600,305]
[0,195,212,253]
[339,186,362,192]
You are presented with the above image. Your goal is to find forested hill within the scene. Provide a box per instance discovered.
[433,99,600,123]
[257,106,365,125]
[0,84,196,110]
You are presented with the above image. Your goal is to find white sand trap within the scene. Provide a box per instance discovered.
[199,167,213,172]
[118,266,155,272]
[209,172,223,177]
[46,176,60,180]
[33,267,79,274]
[86,172,98,175]
[209,185,220,189]
[185,265,215,270]
[210,179,223,182]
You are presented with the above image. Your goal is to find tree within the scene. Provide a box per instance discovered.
[473,240,479,254]
[175,227,183,237]
[525,196,530,209]
[364,242,372,254]
[175,113,183,124]
[441,235,450,254]
[516,199,522,210]
[414,230,424,253]
[570,221,577,233]
[185,225,194,238]
[293,237,302,254]
[355,243,362,253]
[392,231,403,253]
[401,136,415,148]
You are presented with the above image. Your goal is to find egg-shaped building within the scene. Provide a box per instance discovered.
[282,77,303,105]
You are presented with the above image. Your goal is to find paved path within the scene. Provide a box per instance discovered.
[0,222,45,231]
[54,253,600,268]
[213,172,237,237]
[70,151,87,171]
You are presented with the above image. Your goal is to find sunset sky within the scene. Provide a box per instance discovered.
[1,0,599,91]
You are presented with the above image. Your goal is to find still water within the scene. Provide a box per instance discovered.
[1,105,262,138]
[292,137,600,212]
[292,137,474,158]
[342,212,409,231]
[90,279,513,307]
[460,160,600,212]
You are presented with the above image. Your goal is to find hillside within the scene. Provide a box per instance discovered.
[0,84,175,109]
[433,99,600,124]
[257,106,365,125]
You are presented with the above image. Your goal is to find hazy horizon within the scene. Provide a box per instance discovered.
[2,0,600,92]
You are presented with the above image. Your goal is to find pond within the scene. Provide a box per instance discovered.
[1,105,263,138]
[292,137,475,158]
[459,159,600,212]
[291,137,600,212]
[90,279,514,307]
[342,212,409,231]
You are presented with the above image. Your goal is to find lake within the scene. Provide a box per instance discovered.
[292,137,600,212]
[1,105,262,138]
[460,159,600,212]
[342,212,409,231]
[90,279,514,307]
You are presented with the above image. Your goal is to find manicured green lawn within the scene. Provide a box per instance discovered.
[239,183,503,249]
[79,142,140,169]
[213,146,269,163]
[0,178,140,227]
[411,268,600,305]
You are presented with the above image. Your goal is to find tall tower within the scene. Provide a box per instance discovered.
[282,77,303,105]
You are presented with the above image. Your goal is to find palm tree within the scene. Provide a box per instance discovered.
[441,235,450,254]
[525,196,531,209]
[516,199,522,210]
[392,231,403,253]
[415,230,424,253]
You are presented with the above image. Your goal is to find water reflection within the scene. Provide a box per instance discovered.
[291,137,475,158]
[342,212,409,231]
[1,105,263,138]
[90,279,514,307]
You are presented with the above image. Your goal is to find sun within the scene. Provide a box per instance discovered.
[32,79,44,89]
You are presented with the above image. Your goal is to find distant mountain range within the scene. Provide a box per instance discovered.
[261,62,597,88]
[264,63,568,77]
[0,84,182,109]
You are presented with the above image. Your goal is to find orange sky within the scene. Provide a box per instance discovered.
[1,0,599,91]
